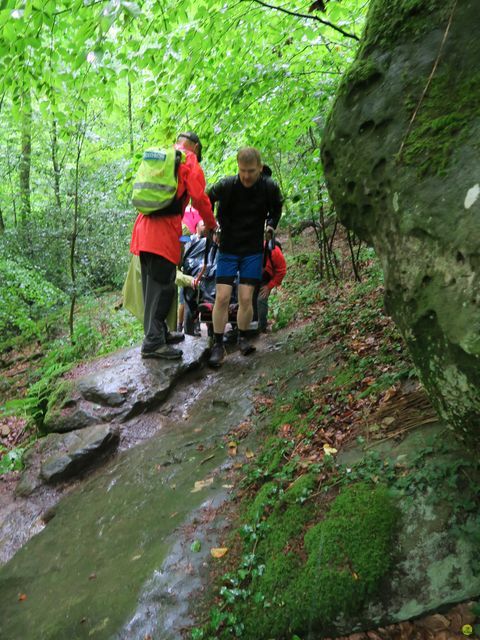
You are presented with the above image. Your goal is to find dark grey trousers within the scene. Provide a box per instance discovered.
[140,252,176,352]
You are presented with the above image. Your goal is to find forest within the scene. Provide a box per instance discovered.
[0,0,364,417]
[0,0,366,462]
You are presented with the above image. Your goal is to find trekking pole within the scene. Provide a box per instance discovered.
[267,226,275,251]
[264,226,275,268]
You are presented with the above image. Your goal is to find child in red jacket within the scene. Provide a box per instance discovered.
[257,240,287,332]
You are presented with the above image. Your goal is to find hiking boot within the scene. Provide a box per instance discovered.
[208,343,226,367]
[166,331,185,345]
[238,336,256,356]
[141,344,183,360]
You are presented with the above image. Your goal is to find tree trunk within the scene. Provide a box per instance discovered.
[51,116,62,209]
[68,120,87,343]
[128,79,134,157]
[6,149,18,226]
[19,84,32,224]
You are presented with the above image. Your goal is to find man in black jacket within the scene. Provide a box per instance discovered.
[207,147,282,366]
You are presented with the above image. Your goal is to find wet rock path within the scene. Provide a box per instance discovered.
[0,333,288,639]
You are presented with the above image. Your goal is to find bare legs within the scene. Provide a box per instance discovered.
[212,283,255,333]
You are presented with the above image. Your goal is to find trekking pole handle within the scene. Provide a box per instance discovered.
[266,225,275,251]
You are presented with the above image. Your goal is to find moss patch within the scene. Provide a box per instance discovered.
[42,379,76,433]
[402,71,480,176]
[338,58,384,104]
[361,0,450,53]
[241,481,399,639]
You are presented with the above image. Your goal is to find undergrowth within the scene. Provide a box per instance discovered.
[190,247,480,639]
[0,293,142,472]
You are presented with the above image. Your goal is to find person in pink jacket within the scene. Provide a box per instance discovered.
[182,204,202,236]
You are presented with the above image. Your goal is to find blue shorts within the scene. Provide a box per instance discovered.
[216,252,263,286]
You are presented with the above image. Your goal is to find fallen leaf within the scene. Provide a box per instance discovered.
[194,428,203,433]
[88,573,97,580]
[211,547,228,558]
[299,460,313,469]
[191,478,213,493]
[169,511,178,518]
[382,386,398,402]
[280,423,292,437]
[323,444,337,456]
[417,614,450,633]
[222,484,234,489]
[131,554,142,561]
[18,593,27,602]
[245,450,255,459]
[382,416,395,426]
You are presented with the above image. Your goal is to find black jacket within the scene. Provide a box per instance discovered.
[208,175,282,255]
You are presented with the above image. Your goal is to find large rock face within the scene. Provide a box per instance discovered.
[321,0,480,437]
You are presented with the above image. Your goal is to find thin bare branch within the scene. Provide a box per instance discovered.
[240,0,360,41]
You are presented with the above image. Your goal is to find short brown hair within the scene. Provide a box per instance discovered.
[237,147,262,165]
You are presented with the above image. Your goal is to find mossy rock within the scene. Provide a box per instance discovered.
[321,0,480,438]
[242,482,399,639]
[42,379,75,418]
[361,0,450,53]
[41,379,90,433]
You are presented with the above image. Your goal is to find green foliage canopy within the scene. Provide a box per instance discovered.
[0,1,367,302]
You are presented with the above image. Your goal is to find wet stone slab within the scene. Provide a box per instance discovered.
[42,336,209,433]
[15,424,120,496]
[40,424,120,483]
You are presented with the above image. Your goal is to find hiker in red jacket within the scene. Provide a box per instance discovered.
[257,240,287,332]
[130,132,216,360]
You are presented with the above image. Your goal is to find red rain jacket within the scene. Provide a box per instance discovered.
[130,144,216,265]
[263,243,287,290]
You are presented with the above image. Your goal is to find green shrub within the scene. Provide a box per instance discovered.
[0,256,67,347]
[0,446,25,473]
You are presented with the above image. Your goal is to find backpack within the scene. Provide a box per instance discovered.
[132,146,185,215]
